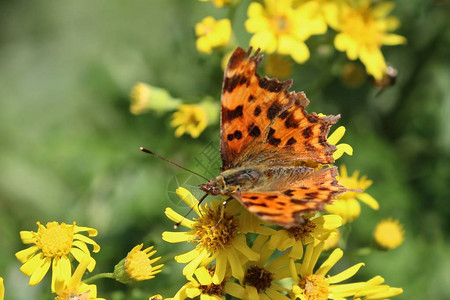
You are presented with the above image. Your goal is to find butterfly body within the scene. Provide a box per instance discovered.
[200,47,347,228]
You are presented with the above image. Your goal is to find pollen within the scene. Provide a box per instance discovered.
[36,222,74,258]
[244,265,273,292]
[287,219,317,242]
[193,206,238,252]
[300,274,329,300]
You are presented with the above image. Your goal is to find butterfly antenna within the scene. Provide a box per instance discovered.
[140,147,209,181]
[173,193,209,229]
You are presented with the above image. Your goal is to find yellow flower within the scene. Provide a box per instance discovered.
[0,277,4,300]
[264,54,293,79]
[15,222,99,291]
[54,257,104,300]
[322,229,340,251]
[353,275,403,299]
[168,266,244,300]
[162,188,265,284]
[268,214,342,259]
[327,126,353,160]
[333,1,406,80]
[373,218,405,250]
[245,0,326,63]
[130,82,181,115]
[326,165,378,223]
[114,244,164,283]
[232,235,292,300]
[171,104,210,138]
[195,17,231,54]
[290,242,367,299]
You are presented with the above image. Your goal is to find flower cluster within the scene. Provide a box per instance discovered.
[8,221,163,299]
[194,0,405,82]
[162,188,403,299]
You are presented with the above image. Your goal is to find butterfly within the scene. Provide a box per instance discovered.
[199,47,347,228]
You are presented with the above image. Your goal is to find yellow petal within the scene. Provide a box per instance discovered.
[245,285,259,299]
[328,126,346,145]
[212,251,227,284]
[182,249,209,279]
[233,235,260,261]
[19,231,36,244]
[195,267,212,285]
[226,248,244,282]
[323,215,343,229]
[357,193,379,210]
[73,234,100,253]
[0,277,4,300]
[382,34,407,45]
[161,231,193,243]
[28,256,51,286]
[224,281,246,298]
[372,2,394,18]
[69,256,91,288]
[289,240,303,260]
[289,259,300,282]
[306,242,324,275]
[70,247,96,272]
[176,187,200,212]
[51,256,71,292]
[299,243,313,277]
[19,252,45,276]
[186,287,201,299]
[175,248,202,264]
[328,263,365,284]
[164,208,195,229]
[334,144,353,160]
[316,248,343,276]
[15,246,39,263]
[73,225,98,237]
[250,31,277,53]
[266,287,291,300]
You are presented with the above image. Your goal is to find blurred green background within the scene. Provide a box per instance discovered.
[0,0,449,299]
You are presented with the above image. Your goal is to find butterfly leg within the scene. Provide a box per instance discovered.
[212,196,233,230]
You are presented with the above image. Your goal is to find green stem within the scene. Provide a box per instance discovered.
[83,272,115,284]
[339,222,352,250]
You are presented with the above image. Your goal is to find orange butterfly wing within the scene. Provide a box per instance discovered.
[233,167,344,227]
[220,47,338,171]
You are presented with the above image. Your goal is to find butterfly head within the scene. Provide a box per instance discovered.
[199,176,226,196]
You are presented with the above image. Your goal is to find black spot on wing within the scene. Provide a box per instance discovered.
[285,115,299,128]
[302,127,313,139]
[286,137,297,145]
[265,195,278,200]
[284,189,295,196]
[253,106,262,116]
[223,105,243,122]
[234,130,242,140]
[248,95,256,102]
[248,124,261,137]
[268,137,281,146]
[267,101,283,120]
[305,192,319,199]
[224,75,249,93]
